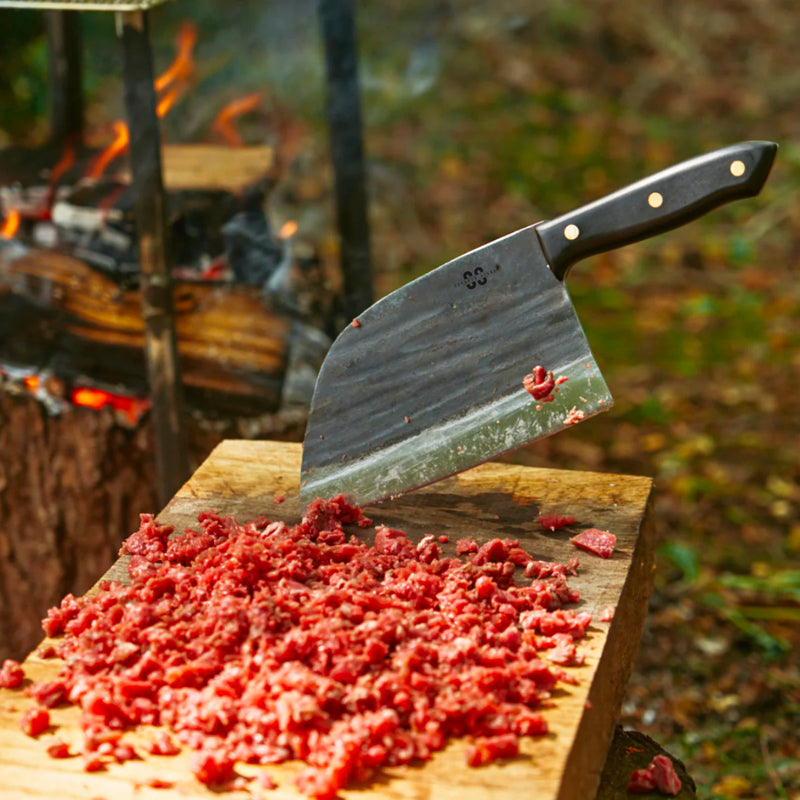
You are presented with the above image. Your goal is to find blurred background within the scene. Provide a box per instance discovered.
[0,1,798,797]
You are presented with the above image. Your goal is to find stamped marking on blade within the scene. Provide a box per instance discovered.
[454,262,501,290]
[300,354,613,506]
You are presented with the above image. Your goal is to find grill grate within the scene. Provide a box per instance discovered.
[0,0,171,10]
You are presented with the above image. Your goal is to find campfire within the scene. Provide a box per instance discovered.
[0,20,339,426]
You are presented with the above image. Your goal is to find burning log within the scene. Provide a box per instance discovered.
[0,240,295,415]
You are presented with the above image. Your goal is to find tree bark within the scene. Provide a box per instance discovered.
[0,392,306,660]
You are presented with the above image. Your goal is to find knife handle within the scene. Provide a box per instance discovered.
[536,140,778,281]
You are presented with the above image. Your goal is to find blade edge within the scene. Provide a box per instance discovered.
[300,354,613,506]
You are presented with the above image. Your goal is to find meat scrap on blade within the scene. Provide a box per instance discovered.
[19,497,599,799]
[523,365,556,401]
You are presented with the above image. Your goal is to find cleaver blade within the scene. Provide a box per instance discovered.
[300,140,777,505]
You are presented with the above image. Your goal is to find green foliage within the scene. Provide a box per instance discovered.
[660,540,700,584]
[0,10,48,139]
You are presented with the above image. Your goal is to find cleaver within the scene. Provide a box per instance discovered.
[300,140,777,505]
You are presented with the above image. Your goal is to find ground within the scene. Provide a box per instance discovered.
[0,1,798,798]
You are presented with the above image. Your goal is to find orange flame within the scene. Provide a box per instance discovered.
[156,87,181,119]
[279,219,298,239]
[87,120,130,181]
[71,386,151,425]
[23,374,39,391]
[84,24,197,182]
[154,22,197,93]
[211,92,266,147]
[0,210,20,239]
[50,143,76,188]
[71,387,110,409]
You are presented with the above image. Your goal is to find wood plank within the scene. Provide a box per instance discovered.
[0,440,656,800]
[147,145,275,193]
[0,144,275,216]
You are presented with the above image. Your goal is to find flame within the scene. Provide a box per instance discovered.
[87,120,130,181]
[71,387,109,409]
[50,142,76,188]
[279,219,298,239]
[23,374,39,391]
[0,210,20,239]
[154,22,197,93]
[71,386,151,425]
[156,87,181,119]
[211,92,266,147]
[84,24,197,182]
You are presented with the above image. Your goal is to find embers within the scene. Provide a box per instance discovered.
[0,363,150,426]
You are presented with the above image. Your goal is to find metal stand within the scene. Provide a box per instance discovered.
[318,0,373,320]
[45,9,84,145]
[118,9,189,505]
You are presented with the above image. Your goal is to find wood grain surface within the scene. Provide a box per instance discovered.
[0,440,656,800]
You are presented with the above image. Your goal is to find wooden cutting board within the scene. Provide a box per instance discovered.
[0,440,656,800]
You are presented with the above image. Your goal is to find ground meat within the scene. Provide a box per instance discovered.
[27,678,68,708]
[0,658,25,688]
[536,514,576,532]
[191,749,236,786]
[562,406,586,426]
[539,633,584,666]
[20,706,50,736]
[147,731,181,756]
[141,778,175,789]
[570,528,616,558]
[456,538,478,555]
[30,497,592,799]
[83,754,106,772]
[628,754,682,795]
[464,732,521,766]
[112,742,139,763]
[523,558,579,580]
[46,738,71,758]
[258,772,278,790]
[522,366,555,402]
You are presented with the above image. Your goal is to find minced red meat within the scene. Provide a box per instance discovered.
[562,406,586,426]
[524,558,579,580]
[141,777,175,789]
[147,731,181,756]
[628,754,682,795]
[0,658,25,689]
[570,528,616,558]
[464,732,521,766]
[29,497,593,799]
[20,706,50,737]
[536,514,576,532]
[46,738,71,758]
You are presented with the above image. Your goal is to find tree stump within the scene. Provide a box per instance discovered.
[0,393,306,660]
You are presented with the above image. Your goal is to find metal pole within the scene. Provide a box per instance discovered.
[45,9,84,146]
[318,0,373,320]
[118,9,189,506]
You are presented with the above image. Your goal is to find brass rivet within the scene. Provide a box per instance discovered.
[730,160,746,177]
[564,223,580,241]
[648,192,664,209]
